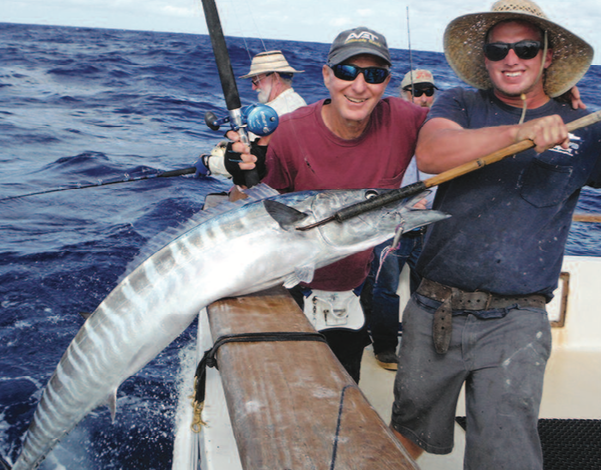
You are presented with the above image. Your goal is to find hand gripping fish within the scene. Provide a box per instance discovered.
[4,184,449,469]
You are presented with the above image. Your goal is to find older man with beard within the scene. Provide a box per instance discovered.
[241,50,306,127]
[200,50,305,177]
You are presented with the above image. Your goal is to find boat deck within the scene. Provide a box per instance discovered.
[183,255,601,470]
[359,255,601,469]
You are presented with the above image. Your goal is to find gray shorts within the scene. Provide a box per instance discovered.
[391,295,552,470]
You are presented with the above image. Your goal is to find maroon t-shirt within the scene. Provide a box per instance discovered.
[263,97,428,290]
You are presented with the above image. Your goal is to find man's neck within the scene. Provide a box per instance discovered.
[321,101,369,140]
[493,86,550,109]
[269,82,291,103]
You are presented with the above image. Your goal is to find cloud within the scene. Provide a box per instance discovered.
[161,5,196,18]
[357,9,374,17]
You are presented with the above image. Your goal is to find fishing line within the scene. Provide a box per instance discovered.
[405,6,421,183]
[241,0,267,52]
[0,166,196,202]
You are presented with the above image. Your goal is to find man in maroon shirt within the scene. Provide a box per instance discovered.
[225,27,428,382]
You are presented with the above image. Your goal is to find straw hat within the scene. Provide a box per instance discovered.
[443,0,594,97]
[240,50,304,79]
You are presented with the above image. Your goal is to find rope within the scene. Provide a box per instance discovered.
[191,331,327,432]
[191,331,360,470]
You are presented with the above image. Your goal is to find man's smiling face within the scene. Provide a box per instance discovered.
[485,20,552,100]
[323,54,391,129]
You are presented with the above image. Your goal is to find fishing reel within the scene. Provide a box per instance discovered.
[204,104,279,137]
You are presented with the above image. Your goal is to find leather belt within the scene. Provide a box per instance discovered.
[416,278,546,355]
[403,227,427,237]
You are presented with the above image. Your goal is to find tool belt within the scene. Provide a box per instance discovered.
[416,278,546,355]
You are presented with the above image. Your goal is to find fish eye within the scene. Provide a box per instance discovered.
[365,190,379,199]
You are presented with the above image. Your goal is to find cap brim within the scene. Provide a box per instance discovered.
[328,47,392,66]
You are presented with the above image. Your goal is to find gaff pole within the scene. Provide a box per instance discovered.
[297,110,601,231]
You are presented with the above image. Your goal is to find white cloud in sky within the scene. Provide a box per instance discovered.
[357,9,375,17]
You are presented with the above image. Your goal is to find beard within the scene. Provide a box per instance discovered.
[257,84,272,104]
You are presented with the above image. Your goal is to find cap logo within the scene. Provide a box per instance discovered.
[346,31,380,44]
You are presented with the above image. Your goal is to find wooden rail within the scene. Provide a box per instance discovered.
[206,287,418,470]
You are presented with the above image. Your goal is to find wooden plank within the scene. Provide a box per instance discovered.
[206,287,418,470]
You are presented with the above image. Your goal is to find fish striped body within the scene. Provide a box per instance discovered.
[12,185,448,469]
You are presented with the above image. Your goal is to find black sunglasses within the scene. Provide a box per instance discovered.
[405,87,435,97]
[483,40,542,61]
[329,64,390,85]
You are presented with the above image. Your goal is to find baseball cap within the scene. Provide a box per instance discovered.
[327,27,391,66]
[401,70,438,90]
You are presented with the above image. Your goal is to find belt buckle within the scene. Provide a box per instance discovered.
[484,291,493,310]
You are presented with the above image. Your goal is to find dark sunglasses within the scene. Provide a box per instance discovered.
[405,87,435,97]
[483,40,542,61]
[251,72,273,86]
[330,64,390,84]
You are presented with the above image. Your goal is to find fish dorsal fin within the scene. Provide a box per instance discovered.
[79,312,92,321]
[264,199,309,230]
[116,184,280,285]
[283,265,315,288]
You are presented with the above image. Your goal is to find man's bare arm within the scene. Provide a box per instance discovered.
[416,115,570,174]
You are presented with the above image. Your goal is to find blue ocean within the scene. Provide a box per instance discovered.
[1,22,600,469]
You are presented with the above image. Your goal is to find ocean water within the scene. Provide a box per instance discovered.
[1,22,600,469]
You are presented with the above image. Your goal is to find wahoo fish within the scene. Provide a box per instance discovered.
[6,184,448,470]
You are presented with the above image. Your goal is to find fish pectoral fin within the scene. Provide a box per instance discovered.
[107,389,118,423]
[264,199,310,230]
[283,265,315,288]
[78,311,92,321]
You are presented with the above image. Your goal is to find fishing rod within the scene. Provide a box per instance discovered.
[0,166,197,202]
[201,0,260,188]
[406,7,416,104]
[297,110,601,231]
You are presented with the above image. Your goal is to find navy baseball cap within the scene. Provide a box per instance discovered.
[327,27,391,66]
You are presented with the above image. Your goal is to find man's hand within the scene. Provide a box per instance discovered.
[225,130,260,170]
[556,85,586,110]
[224,130,268,186]
[514,114,569,153]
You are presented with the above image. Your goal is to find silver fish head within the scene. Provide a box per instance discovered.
[309,189,450,251]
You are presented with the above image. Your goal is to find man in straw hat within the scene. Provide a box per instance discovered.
[240,50,306,118]
[223,26,429,383]
[390,1,601,469]
[200,50,306,177]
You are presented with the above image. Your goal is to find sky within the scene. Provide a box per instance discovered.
[4,0,601,65]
